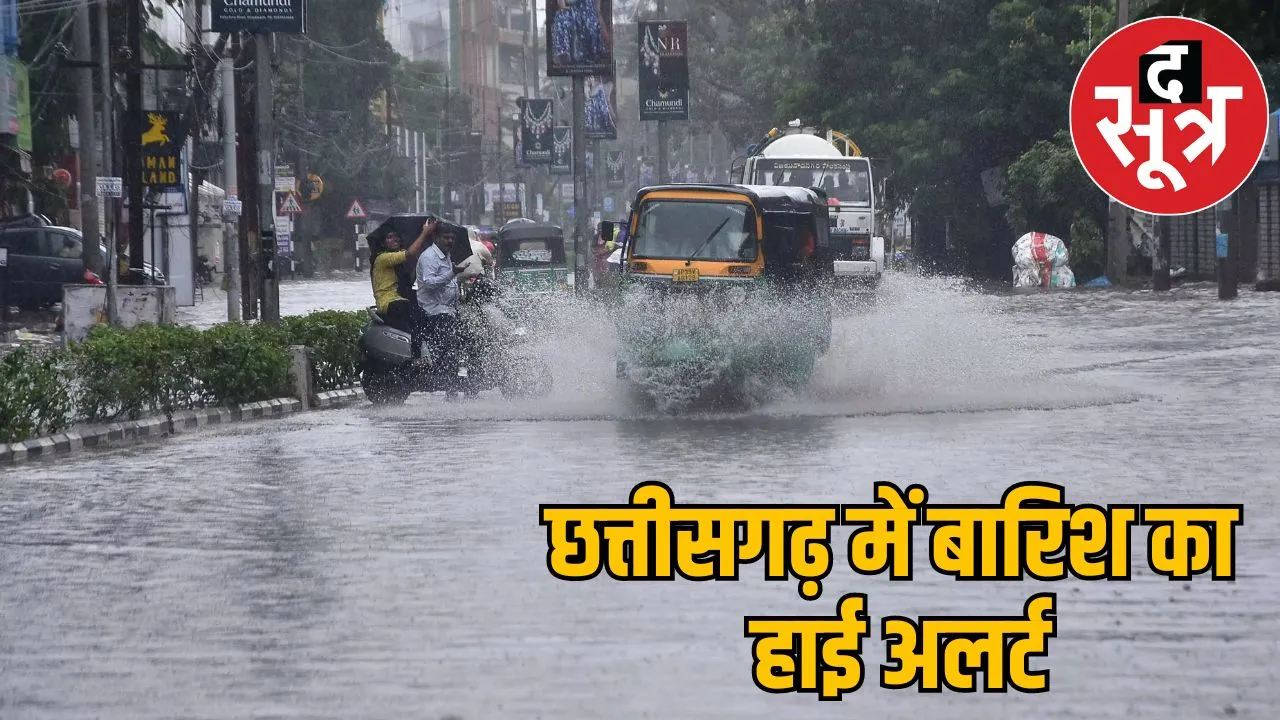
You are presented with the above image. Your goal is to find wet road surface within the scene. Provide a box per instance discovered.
[3,275,1279,718]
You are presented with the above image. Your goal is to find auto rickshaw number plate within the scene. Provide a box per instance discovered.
[671,267,700,283]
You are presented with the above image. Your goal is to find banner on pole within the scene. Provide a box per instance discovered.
[519,98,553,165]
[551,126,572,174]
[545,0,613,77]
[584,64,618,140]
[638,21,690,121]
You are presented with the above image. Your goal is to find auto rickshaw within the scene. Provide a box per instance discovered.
[494,219,571,296]
[614,183,837,410]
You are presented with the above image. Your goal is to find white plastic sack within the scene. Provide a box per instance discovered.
[1012,266,1043,288]
[1011,231,1075,289]
[1012,232,1069,269]
[456,255,484,280]
[607,247,623,264]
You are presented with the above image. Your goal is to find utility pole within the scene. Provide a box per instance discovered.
[572,76,588,292]
[221,45,242,321]
[1106,0,1131,285]
[74,0,100,275]
[523,0,533,218]
[256,32,279,324]
[655,0,668,184]
[124,0,145,281]
[235,34,258,319]
[98,0,117,323]
[1217,197,1238,300]
[1153,215,1171,291]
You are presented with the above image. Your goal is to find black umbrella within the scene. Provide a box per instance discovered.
[366,213,476,266]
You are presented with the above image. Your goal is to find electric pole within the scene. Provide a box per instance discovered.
[655,0,668,184]
[1106,0,1131,285]
[74,0,100,274]
[124,0,145,281]
[235,34,258,319]
[256,32,279,324]
[572,76,587,293]
[222,43,242,321]
[98,0,117,322]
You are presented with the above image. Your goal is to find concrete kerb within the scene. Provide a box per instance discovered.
[1,351,368,467]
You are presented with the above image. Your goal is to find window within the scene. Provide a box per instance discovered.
[47,231,82,259]
[631,200,758,262]
[501,239,556,265]
[0,229,40,255]
[754,159,873,205]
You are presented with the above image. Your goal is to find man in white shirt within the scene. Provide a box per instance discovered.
[417,228,481,385]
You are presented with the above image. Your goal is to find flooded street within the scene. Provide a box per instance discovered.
[3,274,1279,718]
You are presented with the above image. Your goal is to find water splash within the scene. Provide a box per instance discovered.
[366,271,1124,421]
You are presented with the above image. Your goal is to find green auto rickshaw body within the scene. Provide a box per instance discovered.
[494,220,571,297]
[615,183,838,410]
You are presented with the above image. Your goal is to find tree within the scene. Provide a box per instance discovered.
[11,0,183,216]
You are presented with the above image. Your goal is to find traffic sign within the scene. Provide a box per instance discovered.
[96,176,123,197]
[276,191,303,215]
[345,199,367,220]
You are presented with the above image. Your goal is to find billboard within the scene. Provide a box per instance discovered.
[545,0,613,77]
[551,126,572,174]
[140,110,184,190]
[638,21,689,121]
[211,0,306,34]
[519,98,554,165]
[584,69,617,140]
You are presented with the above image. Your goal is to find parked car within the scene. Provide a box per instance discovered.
[0,215,165,310]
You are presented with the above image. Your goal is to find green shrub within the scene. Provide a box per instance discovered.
[69,324,204,422]
[3,309,364,446]
[195,321,293,406]
[282,310,367,391]
[0,347,72,444]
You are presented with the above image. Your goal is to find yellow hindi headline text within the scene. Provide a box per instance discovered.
[537,482,1242,697]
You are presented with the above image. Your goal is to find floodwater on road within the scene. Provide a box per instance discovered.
[3,274,1279,719]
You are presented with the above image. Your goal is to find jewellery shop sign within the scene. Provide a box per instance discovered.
[211,0,307,35]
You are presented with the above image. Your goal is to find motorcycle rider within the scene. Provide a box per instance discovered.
[370,218,437,362]
[416,226,483,388]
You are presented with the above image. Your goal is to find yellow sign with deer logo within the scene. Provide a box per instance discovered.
[140,110,182,188]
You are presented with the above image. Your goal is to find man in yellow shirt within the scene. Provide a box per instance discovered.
[370,217,437,359]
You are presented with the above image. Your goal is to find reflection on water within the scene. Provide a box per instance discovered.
[234,435,336,696]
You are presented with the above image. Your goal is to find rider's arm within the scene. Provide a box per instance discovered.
[405,219,437,266]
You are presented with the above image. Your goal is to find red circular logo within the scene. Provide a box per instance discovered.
[1069,17,1270,216]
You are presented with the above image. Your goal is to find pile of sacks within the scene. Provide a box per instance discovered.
[1012,231,1076,288]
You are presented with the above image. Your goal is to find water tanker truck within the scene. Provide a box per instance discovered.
[731,120,884,293]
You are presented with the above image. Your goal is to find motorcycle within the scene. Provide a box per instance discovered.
[358,276,554,405]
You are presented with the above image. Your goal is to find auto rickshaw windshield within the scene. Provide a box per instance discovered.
[630,200,758,262]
